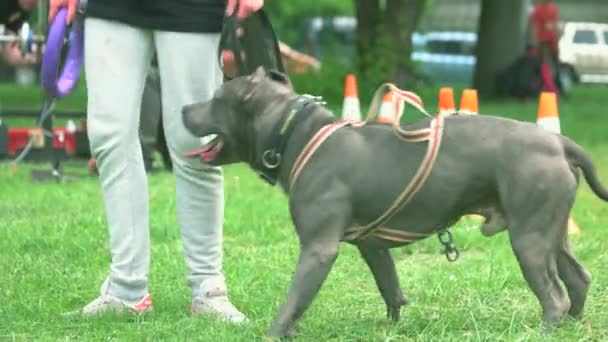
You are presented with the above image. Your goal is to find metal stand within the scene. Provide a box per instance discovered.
[29,99,80,182]
[8,96,80,182]
[7,3,87,182]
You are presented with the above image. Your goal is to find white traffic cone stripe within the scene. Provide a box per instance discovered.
[342,97,361,121]
[379,99,394,122]
[537,117,561,134]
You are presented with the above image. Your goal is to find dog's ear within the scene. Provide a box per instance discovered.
[243,66,266,100]
[252,66,266,79]
[267,69,293,90]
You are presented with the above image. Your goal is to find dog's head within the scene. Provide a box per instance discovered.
[182,66,294,166]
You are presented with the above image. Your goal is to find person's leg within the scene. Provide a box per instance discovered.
[82,17,154,309]
[540,43,558,93]
[551,47,566,96]
[153,30,246,323]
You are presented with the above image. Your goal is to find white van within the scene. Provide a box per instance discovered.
[559,22,608,84]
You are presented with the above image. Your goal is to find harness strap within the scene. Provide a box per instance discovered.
[391,125,433,142]
[288,115,445,242]
[289,120,364,190]
[289,83,445,244]
[373,228,433,243]
[366,83,431,122]
[345,114,445,241]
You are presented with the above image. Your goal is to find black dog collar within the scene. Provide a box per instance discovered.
[256,95,324,185]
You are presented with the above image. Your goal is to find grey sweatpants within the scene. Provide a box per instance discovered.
[84,17,225,303]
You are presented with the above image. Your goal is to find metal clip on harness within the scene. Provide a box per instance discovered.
[438,229,460,262]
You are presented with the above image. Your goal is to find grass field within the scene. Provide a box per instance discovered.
[1,84,608,341]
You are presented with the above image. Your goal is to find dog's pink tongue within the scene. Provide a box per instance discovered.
[202,149,217,162]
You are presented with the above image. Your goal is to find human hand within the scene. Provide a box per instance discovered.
[48,0,79,24]
[226,0,264,19]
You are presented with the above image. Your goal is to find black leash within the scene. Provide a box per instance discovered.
[218,0,286,80]
[218,6,247,77]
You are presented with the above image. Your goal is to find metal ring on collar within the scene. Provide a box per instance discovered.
[40,6,85,99]
[262,149,281,169]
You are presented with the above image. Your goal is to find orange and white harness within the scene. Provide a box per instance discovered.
[289,83,446,244]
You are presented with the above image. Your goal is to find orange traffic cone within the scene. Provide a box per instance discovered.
[438,87,456,115]
[536,91,561,134]
[536,91,580,235]
[378,91,399,123]
[459,89,478,115]
[341,74,361,121]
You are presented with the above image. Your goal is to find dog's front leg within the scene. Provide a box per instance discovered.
[357,245,407,321]
[267,214,345,339]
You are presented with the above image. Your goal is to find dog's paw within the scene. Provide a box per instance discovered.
[387,306,400,322]
[386,296,409,322]
[266,325,297,340]
[541,322,557,336]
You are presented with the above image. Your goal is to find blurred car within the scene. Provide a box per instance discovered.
[303,16,357,67]
[411,31,477,86]
[559,21,608,84]
[302,16,477,86]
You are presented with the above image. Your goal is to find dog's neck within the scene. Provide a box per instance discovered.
[272,99,337,192]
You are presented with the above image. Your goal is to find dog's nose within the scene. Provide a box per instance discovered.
[182,104,199,133]
[182,103,202,125]
[182,103,196,117]
[182,102,213,137]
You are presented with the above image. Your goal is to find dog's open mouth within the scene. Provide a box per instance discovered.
[185,134,224,162]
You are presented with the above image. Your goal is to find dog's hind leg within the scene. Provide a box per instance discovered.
[550,179,592,320]
[557,238,592,319]
[506,189,572,332]
[502,159,578,332]
[357,245,407,321]
[509,226,570,331]
[505,200,569,328]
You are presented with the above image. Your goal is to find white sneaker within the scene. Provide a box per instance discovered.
[64,293,153,317]
[191,277,248,324]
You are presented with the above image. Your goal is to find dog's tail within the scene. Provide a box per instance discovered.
[562,136,608,201]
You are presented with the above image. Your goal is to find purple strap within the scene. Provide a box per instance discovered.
[40,7,84,99]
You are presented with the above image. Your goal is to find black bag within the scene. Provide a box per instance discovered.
[218,3,285,80]
[496,52,543,99]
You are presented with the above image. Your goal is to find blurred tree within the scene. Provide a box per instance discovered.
[263,0,353,46]
[385,0,425,87]
[263,0,427,103]
[354,0,380,84]
[473,0,528,96]
[354,0,425,89]
[264,0,353,17]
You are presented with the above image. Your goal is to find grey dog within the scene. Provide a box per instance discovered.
[181,67,607,338]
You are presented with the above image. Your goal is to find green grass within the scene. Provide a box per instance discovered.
[1,84,608,341]
[0,80,87,112]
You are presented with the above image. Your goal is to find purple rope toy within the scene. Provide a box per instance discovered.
[40,5,85,99]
